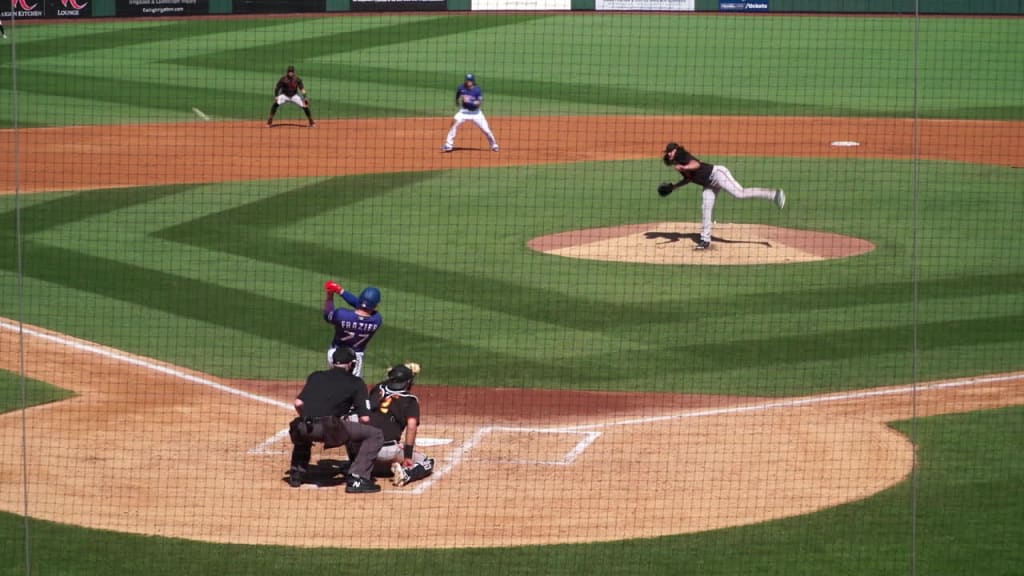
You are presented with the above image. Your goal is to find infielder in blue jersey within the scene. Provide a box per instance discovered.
[323,280,382,377]
[441,73,499,153]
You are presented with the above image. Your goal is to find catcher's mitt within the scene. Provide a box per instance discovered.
[657,182,675,197]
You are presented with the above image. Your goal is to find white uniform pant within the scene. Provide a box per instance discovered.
[700,165,777,243]
[326,347,364,378]
[275,94,307,108]
[445,109,497,149]
[375,441,430,466]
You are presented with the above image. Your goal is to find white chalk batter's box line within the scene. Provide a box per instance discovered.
[459,427,603,466]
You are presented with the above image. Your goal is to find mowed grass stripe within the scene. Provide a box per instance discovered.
[11,68,409,119]
[4,240,458,356]
[10,19,284,58]
[164,15,546,71]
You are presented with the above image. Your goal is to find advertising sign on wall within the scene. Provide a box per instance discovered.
[472,0,569,10]
[116,0,208,15]
[233,0,322,13]
[719,1,768,11]
[350,0,445,11]
[3,0,45,19]
[3,0,91,18]
[596,0,693,10]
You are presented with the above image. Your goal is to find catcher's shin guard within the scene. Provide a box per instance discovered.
[406,457,434,482]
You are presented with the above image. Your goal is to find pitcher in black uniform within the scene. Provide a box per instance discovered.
[661,141,785,250]
[358,362,434,487]
[287,347,384,493]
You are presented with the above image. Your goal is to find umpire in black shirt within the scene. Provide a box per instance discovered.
[288,347,384,493]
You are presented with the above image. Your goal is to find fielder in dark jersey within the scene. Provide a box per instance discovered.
[267,65,315,127]
[287,347,384,493]
[661,141,785,250]
[362,362,434,487]
[323,281,382,378]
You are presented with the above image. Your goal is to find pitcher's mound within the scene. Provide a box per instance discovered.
[528,222,874,266]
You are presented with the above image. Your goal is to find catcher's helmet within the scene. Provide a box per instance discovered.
[385,364,415,391]
[358,286,381,311]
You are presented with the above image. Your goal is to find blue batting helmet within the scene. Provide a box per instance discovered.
[465,73,475,82]
[358,286,381,311]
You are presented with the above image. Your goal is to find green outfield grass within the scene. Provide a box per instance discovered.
[2,15,1022,128]
[2,405,1019,576]
[1,157,1022,393]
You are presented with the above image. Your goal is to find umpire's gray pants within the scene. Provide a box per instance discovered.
[342,420,384,480]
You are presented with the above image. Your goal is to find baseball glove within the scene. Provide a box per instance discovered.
[324,280,342,294]
[657,182,675,197]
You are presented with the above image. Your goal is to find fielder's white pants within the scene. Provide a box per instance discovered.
[445,109,497,148]
[375,443,430,466]
[326,347,364,378]
[700,165,777,243]
[275,94,307,108]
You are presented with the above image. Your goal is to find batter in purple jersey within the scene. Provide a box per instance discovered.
[323,280,382,377]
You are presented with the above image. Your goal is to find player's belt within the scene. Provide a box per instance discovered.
[382,440,400,447]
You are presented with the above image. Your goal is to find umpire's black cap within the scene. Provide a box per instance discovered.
[332,347,356,365]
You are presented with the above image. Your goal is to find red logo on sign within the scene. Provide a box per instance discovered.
[11,0,39,10]
[60,0,88,7]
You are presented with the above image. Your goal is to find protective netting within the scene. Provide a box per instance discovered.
[1,7,1022,575]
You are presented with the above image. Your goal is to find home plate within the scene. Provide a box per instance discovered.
[417,437,453,447]
[831,140,860,147]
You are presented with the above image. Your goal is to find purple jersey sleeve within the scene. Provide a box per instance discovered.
[341,290,360,308]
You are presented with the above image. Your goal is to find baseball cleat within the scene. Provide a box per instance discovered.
[345,475,381,494]
[694,240,711,250]
[491,145,500,152]
[391,462,411,487]
[286,465,306,488]
[774,189,786,210]
[308,122,316,128]
[441,145,453,152]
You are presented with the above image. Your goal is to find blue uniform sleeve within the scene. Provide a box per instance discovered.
[341,290,360,308]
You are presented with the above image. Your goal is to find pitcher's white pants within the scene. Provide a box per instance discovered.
[701,165,777,243]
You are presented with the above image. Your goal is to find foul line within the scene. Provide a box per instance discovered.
[0,319,291,410]
[1,319,452,457]
[418,372,1021,493]
[557,373,1024,433]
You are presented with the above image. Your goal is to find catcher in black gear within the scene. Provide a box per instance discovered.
[354,362,435,487]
